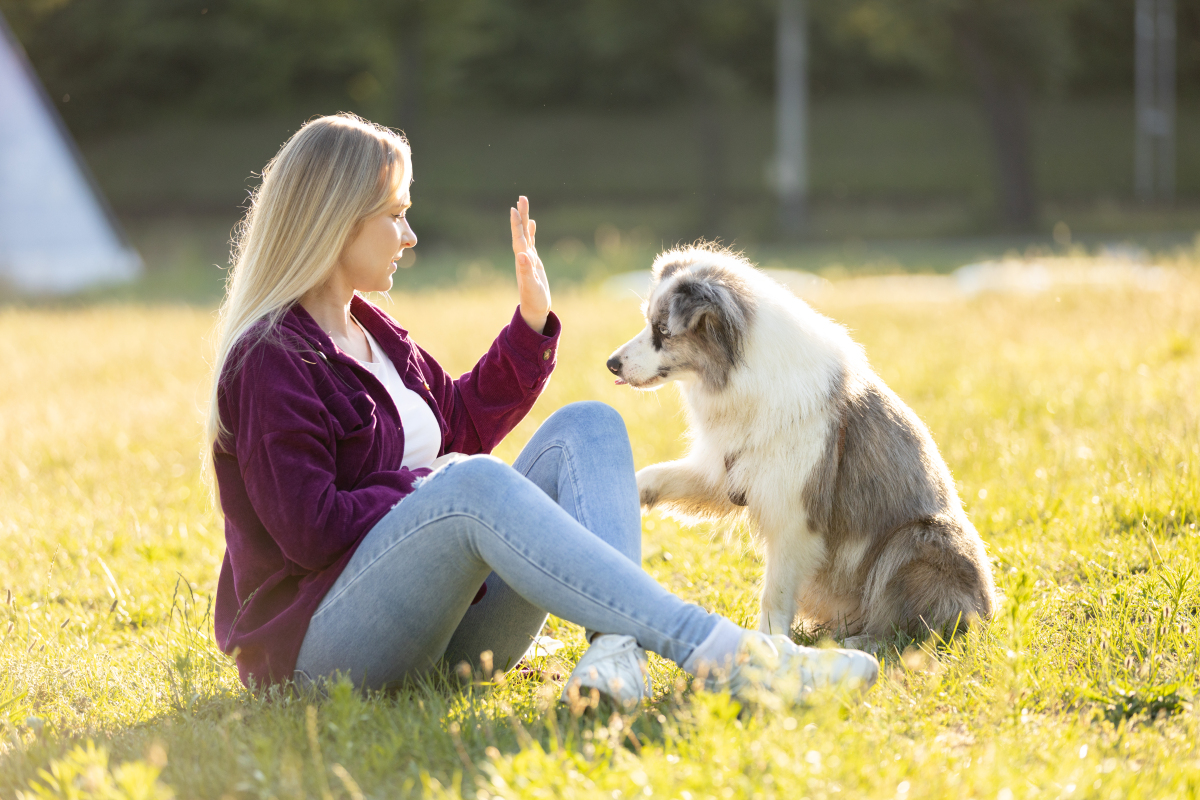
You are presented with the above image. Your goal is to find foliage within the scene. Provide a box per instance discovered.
[441,0,776,108]
[0,0,402,131]
[827,0,1080,90]
[826,0,1088,228]
[5,0,1200,136]
[2,263,1200,797]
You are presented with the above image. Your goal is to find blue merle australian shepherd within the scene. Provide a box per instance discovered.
[607,244,996,646]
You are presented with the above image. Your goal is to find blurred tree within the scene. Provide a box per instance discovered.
[776,0,809,237]
[827,0,1080,230]
[644,0,771,237]
[12,0,1185,139]
[7,0,1200,236]
[392,3,424,136]
[437,0,773,235]
[373,0,459,141]
[0,0,397,131]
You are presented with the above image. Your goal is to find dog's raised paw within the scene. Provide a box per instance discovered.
[635,467,661,508]
[639,486,659,508]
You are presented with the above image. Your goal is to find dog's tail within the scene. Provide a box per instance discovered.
[859,514,996,640]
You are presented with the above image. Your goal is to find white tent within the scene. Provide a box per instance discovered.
[0,13,141,294]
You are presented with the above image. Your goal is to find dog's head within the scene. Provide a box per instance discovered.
[607,245,757,392]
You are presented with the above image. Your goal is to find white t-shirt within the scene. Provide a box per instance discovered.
[353,321,441,470]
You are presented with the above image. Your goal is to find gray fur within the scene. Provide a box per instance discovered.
[802,368,996,638]
[655,259,689,282]
[649,266,756,392]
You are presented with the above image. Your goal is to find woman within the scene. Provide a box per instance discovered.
[208,113,878,706]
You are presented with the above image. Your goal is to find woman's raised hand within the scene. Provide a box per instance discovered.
[511,196,550,334]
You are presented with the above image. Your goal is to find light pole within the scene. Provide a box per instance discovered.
[776,0,808,236]
[1135,0,1175,203]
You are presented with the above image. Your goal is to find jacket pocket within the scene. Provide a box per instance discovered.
[325,390,379,486]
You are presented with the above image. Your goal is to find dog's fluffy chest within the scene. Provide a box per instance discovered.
[690,391,835,528]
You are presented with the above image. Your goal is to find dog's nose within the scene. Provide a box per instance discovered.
[606,355,622,375]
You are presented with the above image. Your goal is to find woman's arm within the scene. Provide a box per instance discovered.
[413,196,560,455]
[419,307,559,455]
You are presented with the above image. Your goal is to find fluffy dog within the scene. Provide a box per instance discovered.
[607,244,996,644]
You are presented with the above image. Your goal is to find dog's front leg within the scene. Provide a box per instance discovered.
[636,459,737,520]
[757,533,823,637]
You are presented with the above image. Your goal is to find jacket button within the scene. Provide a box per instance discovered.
[542,349,551,361]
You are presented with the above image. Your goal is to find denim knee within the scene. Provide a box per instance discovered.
[448,454,512,485]
[547,401,628,441]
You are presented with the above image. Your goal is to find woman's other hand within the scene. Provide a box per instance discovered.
[511,196,550,334]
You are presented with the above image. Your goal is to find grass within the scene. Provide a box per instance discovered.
[2,257,1200,798]
[47,216,1200,313]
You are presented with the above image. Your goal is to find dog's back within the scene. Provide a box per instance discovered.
[804,369,996,638]
[697,258,997,638]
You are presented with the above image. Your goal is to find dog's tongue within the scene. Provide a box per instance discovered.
[614,379,627,386]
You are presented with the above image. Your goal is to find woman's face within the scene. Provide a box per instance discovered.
[336,186,417,293]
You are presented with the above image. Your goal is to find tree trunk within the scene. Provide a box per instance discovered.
[952,17,1038,231]
[679,39,728,240]
[776,0,808,238]
[393,8,423,139]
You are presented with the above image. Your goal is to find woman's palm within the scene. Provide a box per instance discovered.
[511,195,550,333]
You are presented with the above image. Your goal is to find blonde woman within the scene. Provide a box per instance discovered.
[209,113,878,706]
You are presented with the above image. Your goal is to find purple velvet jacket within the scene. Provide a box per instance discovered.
[213,296,560,687]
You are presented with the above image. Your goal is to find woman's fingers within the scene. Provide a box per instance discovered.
[511,198,539,264]
[510,207,527,254]
[518,196,537,253]
[518,196,530,232]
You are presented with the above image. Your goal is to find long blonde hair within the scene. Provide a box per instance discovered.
[205,113,411,449]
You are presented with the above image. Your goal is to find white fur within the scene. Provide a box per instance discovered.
[612,255,865,635]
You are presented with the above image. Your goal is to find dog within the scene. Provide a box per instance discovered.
[607,244,996,645]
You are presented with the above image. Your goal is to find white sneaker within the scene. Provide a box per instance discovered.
[560,634,653,710]
[705,631,879,703]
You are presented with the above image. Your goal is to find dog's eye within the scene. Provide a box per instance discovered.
[657,324,671,338]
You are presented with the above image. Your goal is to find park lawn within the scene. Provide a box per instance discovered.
[1,265,1199,798]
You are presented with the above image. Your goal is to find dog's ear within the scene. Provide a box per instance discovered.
[654,258,687,283]
[668,276,728,334]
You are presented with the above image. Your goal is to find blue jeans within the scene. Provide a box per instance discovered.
[294,401,722,690]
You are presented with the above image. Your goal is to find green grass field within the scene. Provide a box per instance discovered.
[2,262,1199,798]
